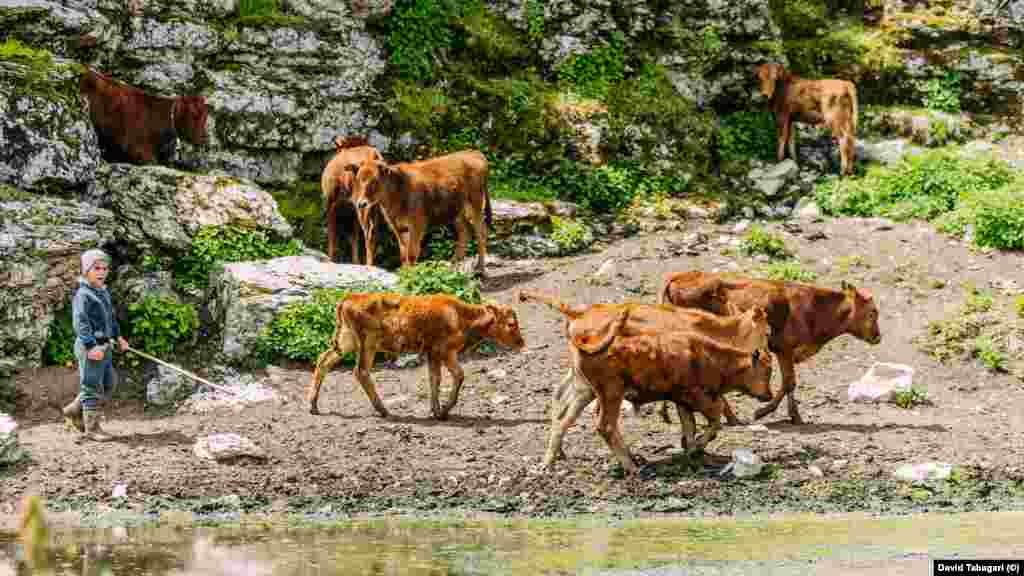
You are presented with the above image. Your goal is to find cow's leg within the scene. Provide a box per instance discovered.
[596,391,636,474]
[363,212,378,267]
[427,350,445,419]
[407,225,426,267]
[657,401,673,424]
[721,396,744,426]
[754,350,800,423]
[787,119,798,163]
[545,369,595,466]
[776,114,791,162]
[440,347,465,419]
[327,201,339,263]
[693,397,724,453]
[355,340,389,417]
[350,223,362,265]
[467,204,488,276]
[676,403,697,451]
[452,214,469,271]
[308,347,343,415]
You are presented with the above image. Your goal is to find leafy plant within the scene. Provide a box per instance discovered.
[973,336,1007,372]
[239,0,275,18]
[43,305,75,367]
[524,0,545,43]
[127,296,199,359]
[556,32,625,101]
[917,71,961,114]
[174,225,303,292]
[254,284,388,364]
[760,261,818,282]
[719,111,777,164]
[398,261,482,304]
[549,216,590,254]
[741,225,790,259]
[385,0,473,82]
[893,385,929,409]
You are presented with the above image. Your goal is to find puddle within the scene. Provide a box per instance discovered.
[3,511,1024,575]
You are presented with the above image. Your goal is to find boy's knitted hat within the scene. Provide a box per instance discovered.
[81,248,110,274]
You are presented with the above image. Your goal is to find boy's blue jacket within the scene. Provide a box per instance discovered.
[72,278,121,351]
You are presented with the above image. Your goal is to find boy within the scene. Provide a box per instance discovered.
[62,248,129,441]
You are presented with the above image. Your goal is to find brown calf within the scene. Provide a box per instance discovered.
[321,135,385,265]
[351,150,492,275]
[567,307,774,475]
[307,293,525,419]
[755,62,859,176]
[660,271,882,424]
[79,67,209,165]
[517,290,772,466]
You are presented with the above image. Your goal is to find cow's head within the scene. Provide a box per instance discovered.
[841,280,882,345]
[174,95,210,146]
[474,302,526,351]
[754,62,785,102]
[742,347,774,402]
[352,159,398,212]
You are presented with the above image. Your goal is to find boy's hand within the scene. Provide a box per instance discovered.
[118,337,129,353]
[87,347,105,361]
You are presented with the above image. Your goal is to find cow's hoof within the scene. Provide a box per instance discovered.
[724,418,747,427]
[789,413,805,425]
[374,409,391,419]
[309,404,320,416]
[753,405,776,420]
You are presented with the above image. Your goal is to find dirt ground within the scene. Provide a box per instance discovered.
[5,214,1024,521]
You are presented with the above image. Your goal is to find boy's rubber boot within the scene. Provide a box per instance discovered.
[62,394,84,433]
[82,409,112,442]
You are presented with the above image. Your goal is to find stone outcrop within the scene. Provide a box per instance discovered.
[208,256,398,363]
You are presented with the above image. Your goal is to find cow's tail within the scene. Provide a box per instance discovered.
[574,308,630,356]
[850,83,859,135]
[517,290,587,320]
[483,171,494,230]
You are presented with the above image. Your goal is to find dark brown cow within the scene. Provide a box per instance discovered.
[79,67,209,165]
[321,135,385,265]
[517,290,772,466]
[351,150,492,275]
[660,271,882,424]
[564,307,774,475]
[307,293,525,419]
[755,62,859,176]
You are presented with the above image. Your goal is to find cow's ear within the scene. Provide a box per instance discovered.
[841,280,854,293]
[752,349,761,365]
[344,163,359,175]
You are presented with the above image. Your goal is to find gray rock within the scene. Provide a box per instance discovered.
[490,200,552,238]
[96,164,293,254]
[0,197,117,369]
[0,61,100,195]
[208,256,398,363]
[146,364,193,406]
[795,198,822,220]
[749,159,798,198]
[193,433,266,461]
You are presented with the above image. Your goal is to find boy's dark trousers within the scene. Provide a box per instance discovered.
[62,341,117,437]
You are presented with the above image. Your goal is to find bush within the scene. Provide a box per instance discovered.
[815,148,1016,226]
[385,0,471,82]
[741,225,790,259]
[127,296,199,359]
[917,71,961,114]
[254,284,388,364]
[556,32,625,101]
[43,305,75,367]
[719,111,777,164]
[398,261,481,304]
[174,225,303,292]
[549,216,590,254]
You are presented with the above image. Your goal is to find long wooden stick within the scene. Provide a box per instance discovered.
[124,345,242,397]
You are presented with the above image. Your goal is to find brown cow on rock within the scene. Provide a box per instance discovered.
[306,293,525,419]
[558,306,774,475]
[351,150,492,276]
[321,135,385,265]
[518,290,772,467]
[79,67,209,166]
[659,271,882,425]
[755,62,859,176]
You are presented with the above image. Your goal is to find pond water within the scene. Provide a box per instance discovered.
[3,511,1024,575]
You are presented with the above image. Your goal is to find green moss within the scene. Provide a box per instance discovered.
[0,185,34,202]
[271,181,324,253]
[0,39,80,106]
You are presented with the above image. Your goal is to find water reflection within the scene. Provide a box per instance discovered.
[5,511,1024,576]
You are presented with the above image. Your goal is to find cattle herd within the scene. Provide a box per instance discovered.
[77,63,872,475]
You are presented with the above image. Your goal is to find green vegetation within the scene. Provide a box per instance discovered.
[557,32,625,101]
[893,385,929,409]
[271,182,323,253]
[234,0,305,27]
[740,225,790,259]
[0,38,78,106]
[759,260,818,282]
[816,148,1024,250]
[719,111,777,164]
[127,296,200,360]
[916,286,1023,376]
[549,216,590,255]
[174,225,303,292]
[43,305,75,368]
[916,71,961,113]
[255,262,481,364]
[973,336,1008,372]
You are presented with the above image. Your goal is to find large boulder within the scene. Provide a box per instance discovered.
[208,256,398,363]
[0,196,118,369]
[0,59,100,196]
[94,164,293,254]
